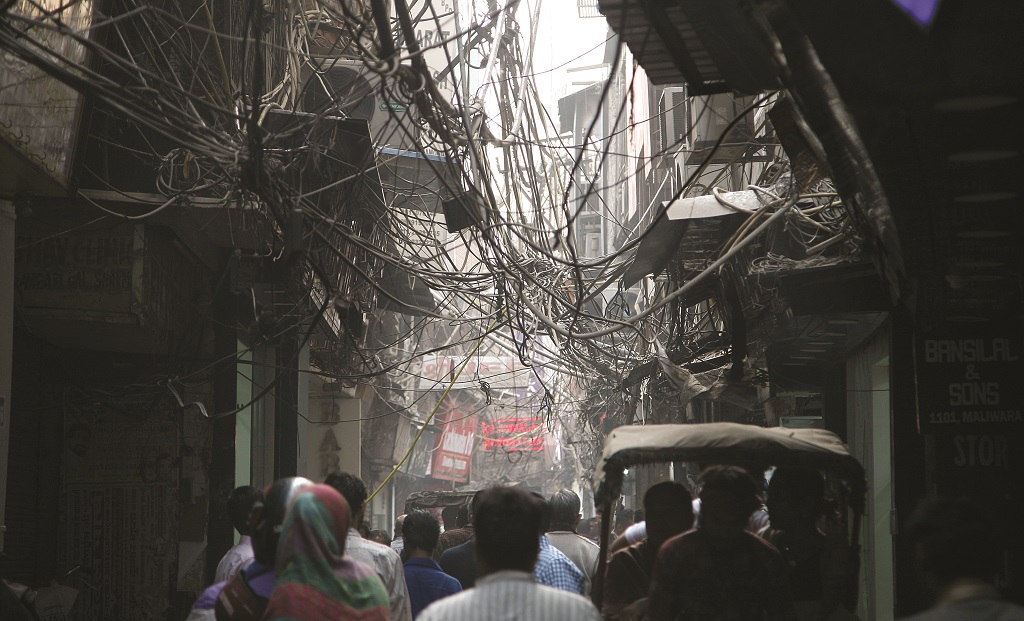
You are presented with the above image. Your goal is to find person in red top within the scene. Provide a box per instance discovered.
[646,465,797,621]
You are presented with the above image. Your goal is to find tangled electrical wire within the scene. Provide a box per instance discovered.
[1,0,871,481]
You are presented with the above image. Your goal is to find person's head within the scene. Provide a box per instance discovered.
[393,514,406,538]
[588,516,601,536]
[227,485,264,536]
[698,465,762,534]
[456,506,470,528]
[469,490,484,525]
[274,484,352,572]
[613,507,633,536]
[549,489,582,532]
[368,529,390,545]
[906,497,1000,599]
[324,472,368,526]
[441,504,459,530]
[67,423,91,456]
[250,477,314,564]
[766,467,826,532]
[531,492,553,534]
[403,509,441,556]
[633,509,645,523]
[577,517,592,537]
[644,481,694,545]
[473,487,544,574]
[156,454,176,482]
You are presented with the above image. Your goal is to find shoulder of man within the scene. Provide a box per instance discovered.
[417,588,474,621]
[537,586,602,619]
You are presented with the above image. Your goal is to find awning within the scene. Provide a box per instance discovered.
[375,260,438,317]
[376,147,461,213]
[621,192,753,287]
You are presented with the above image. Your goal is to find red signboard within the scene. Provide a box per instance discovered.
[481,417,545,451]
[430,415,476,482]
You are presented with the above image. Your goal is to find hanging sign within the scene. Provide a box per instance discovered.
[430,414,476,482]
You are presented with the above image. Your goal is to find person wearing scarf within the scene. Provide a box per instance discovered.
[263,484,391,621]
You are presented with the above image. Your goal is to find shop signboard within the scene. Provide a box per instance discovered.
[916,329,1024,600]
[481,417,545,452]
[915,333,1024,434]
[430,414,475,482]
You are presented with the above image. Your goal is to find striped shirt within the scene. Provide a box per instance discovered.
[346,528,413,621]
[535,535,586,594]
[417,570,601,621]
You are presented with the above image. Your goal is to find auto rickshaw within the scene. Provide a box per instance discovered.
[590,422,866,618]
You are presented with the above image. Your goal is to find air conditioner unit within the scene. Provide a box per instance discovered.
[300,57,419,150]
[689,94,756,164]
[584,232,602,257]
[659,86,688,155]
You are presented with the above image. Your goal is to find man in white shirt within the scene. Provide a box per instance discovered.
[214,485,262,583]
[418,486,600,621]
[545,489,600,594]
[326,472,413,621]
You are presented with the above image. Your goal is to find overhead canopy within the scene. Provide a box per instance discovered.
[593,423,865,513]
[621,196,748,288]
[376,147,461,213]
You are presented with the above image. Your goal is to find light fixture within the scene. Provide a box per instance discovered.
[826,318,860,325]
[800,348,827,353]
[947,151,1018,164]
[945,315,989,323]
[791,355,817,360]
[956,230,1012,239]
[952,259,1004,269]
[952,191,1017,203]
[934,96,1017,112]
[807,341,834,346]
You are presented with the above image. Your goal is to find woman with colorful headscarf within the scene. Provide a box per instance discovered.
[264,484,391,621]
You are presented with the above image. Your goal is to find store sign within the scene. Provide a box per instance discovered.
[481,417,545,452]
[430,416,475,482]
[916,334,1024,434]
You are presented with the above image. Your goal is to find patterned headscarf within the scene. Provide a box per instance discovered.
[263,484,390,621]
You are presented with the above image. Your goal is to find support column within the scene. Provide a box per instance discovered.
[274,324,299,479]
[0,200,15,553]
[207,251,238,580]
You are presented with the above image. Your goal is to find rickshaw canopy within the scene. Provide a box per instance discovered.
[593,423,866,514]
[403,489,478,513]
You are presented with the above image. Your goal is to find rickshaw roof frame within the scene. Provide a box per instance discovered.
[403,489,479,513]
[593,423,866,515]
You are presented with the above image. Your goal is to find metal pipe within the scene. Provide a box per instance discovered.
[591,501,613,609]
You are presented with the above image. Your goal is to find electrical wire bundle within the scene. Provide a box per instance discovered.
[1,0,870,486]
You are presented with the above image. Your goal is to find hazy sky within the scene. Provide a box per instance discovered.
[529,0,610,119]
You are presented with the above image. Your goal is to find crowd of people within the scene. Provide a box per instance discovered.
[186,467,1021,621]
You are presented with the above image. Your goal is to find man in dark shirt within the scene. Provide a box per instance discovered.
[439,538,477,589]
[439,491,484,589]
[403,510,462,619]
[647,465,797,621]
[603,481,694,620]
[433,502,474,560]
